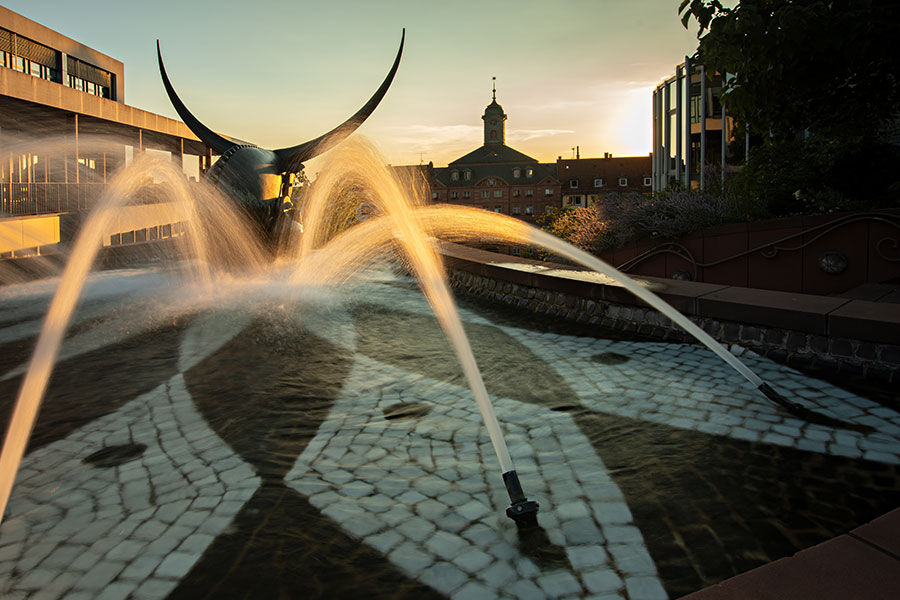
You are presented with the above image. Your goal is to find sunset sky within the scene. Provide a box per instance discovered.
[6,0,708,169]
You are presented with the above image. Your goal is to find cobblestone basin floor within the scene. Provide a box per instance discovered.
[0,268,898,599]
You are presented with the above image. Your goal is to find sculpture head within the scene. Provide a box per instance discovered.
[157,32,404,241]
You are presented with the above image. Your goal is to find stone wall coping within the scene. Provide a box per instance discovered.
[438,241,900,344]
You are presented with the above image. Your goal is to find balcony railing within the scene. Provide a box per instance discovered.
[0,183,108,216]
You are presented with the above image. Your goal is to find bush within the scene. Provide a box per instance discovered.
[542,190,740,253]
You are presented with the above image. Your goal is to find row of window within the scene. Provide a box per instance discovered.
[0,50,112,98]
[0,51,58,82]
[68,74,111,98]
[568,176,652,189]
[496,204,554,215]
[434,188,556,200]
[450,167,535,182]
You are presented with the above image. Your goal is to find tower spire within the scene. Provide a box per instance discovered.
[492,76,496,101]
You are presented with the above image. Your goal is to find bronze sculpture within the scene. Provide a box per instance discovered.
[156,32,404,244]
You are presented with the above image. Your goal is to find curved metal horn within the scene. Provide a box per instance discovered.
[274,29,405,173]
[157,41,237,155]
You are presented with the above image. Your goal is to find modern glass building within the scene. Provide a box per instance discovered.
[652,57,739,192]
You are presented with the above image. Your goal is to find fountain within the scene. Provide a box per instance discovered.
[0,35,898,600]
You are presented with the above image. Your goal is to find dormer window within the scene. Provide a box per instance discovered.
[513,168,521,178]
[569,179,579,189]
[593,178,604,187]
[643,176,652,186]
[464,170,472,181]
[618,177,628,187]
[451,171,460,181]
[526,168,534,179]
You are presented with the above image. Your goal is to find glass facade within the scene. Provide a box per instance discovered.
[653,59,733,192]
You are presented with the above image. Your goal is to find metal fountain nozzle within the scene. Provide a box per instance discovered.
[503,470,539,528]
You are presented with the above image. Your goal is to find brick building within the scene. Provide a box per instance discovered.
[426,87,561,224]
[558,154,652,209]
[403,86,652,226]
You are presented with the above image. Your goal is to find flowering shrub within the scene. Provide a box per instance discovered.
[543,191,739,253]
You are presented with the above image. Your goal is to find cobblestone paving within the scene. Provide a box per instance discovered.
[0,375,260,599]
[287,354,667,599]
[1,270,898,599]
[500,330,900,465]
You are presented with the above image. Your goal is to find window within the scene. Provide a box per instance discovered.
[488,178,495,186]
[464,170,472,181]
[593,178,604,187]
[569,179,579,189]
[525,205,534,215]
[513,189,520,197]
[493,190,502,198]
[512,205,521,214]
[618,177,628,187]
[643,177,652,186]
[512,247,521,256]
[463,191,471,199]
[569,196,584,206]
[544,188,553,196]
[525,189,533,197]
[513,168,521,178]
[494,206,502,213]
[431,192,438,199]
[450,191,458,199]
[451,171,459,181]
[526,169,533,178]
[690,82,702,123]
[480,190,489,198]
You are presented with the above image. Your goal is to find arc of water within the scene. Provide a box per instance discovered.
[0,156,224,523]
[288,143,537,523]
[399,205,810,414]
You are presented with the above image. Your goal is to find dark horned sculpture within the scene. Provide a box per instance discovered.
[157,31,404,243]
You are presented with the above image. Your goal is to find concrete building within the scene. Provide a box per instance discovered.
[652,57,739,192]
[0,6,231,257]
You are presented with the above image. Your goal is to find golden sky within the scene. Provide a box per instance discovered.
[7,0,705,168]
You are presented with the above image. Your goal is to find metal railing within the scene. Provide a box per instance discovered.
[0,183,107,216]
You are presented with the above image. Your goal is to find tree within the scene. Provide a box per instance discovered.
[679,0,900,143]
[679,1,900,214]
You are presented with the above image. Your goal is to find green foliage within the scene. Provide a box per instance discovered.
[679,0,900,143]
[680,0,900,215]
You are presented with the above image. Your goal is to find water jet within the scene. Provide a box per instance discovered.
[0,34,897,600]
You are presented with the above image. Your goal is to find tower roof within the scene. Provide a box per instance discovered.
[483,76,505,116]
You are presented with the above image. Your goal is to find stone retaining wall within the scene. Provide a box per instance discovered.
[446,269,900,385]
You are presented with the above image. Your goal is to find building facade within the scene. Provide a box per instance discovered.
[0,6,224,220]
[414,89,652,223]
[558,153,652,209]
[0,6,240,258]
[652,57,740,192]
[427,89,561,223]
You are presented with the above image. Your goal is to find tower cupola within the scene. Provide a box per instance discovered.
[482,76,507,145]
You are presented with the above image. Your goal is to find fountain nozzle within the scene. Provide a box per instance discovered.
[503,470,539,528]
[758,382,804,412]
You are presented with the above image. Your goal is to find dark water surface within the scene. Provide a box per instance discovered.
[1,271,898,599]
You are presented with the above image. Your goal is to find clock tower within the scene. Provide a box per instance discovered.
[482,77,507,146]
